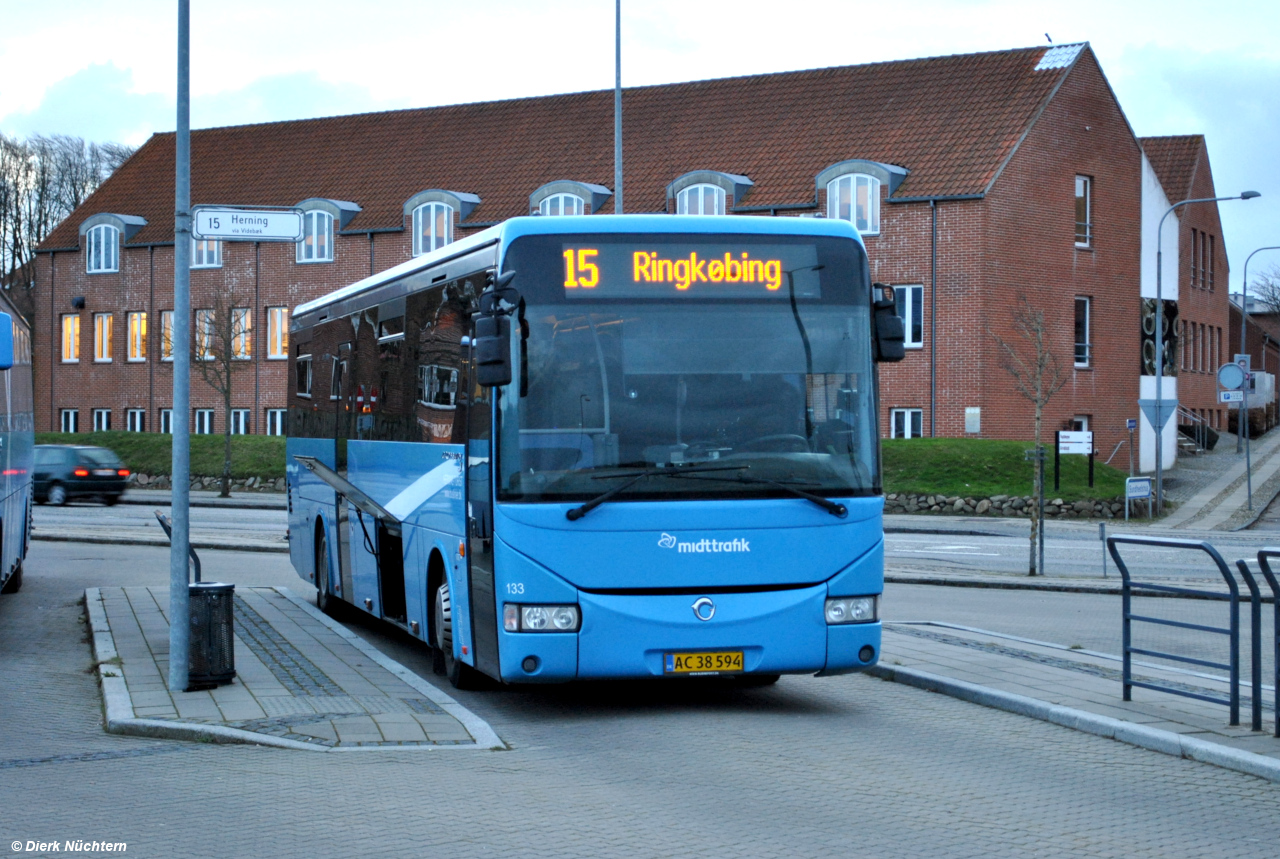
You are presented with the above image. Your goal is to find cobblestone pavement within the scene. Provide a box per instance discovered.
[3,543,1280,857]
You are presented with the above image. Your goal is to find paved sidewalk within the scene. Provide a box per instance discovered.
[873,619,1280,782]
[1159,429,1280,530]
[86,585,503,751]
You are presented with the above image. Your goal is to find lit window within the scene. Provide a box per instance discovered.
[1075,176,1092,248]
[92,409,111,432]
[86,225,119,273]
[413,202,453,255]
[160,409,173,434]
[676,184,725,216]
[232,308,252,359]
[93,313,113,362]
[161,311,174,361]
[890,408,923,439]
[827,174,880,234]
[230,409,250,434]
[61,409,79,433]
[192,237,222,268]
[296,354,312,398]
[194,409,214,434]
[126,409,146,432]
[265,409,287,436]
[539,194,585,216]
[297,210,334,263]
[1075,297,1091,367]
[894,286,924,348]
[127,312,147,362]
[267,307,290,359]
[61,314,80,363]
[195,309,214,361]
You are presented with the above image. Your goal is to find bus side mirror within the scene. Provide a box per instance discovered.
[474,313,512,387]
[0,312,14,371]
[871,283,904,363]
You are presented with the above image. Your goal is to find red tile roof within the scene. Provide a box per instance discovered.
[41,44,1087,249]
[1140,135,1203,201]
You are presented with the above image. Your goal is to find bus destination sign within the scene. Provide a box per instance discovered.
[193,207,304,242]
[563,243,821,299]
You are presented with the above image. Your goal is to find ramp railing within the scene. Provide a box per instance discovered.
[1252,550,1280,737]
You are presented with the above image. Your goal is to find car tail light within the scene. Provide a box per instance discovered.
[74,469,89,477]
[118,469,130,476]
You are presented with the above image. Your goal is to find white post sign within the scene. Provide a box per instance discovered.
[1058,430,1092,455]
[193,207,303,242]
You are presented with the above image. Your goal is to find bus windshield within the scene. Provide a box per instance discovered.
[497,233,878,504]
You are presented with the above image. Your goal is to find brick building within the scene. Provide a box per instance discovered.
[30,43,1230,469]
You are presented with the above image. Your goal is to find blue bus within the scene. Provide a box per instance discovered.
[0,297,33,596]
[286,215,903,687]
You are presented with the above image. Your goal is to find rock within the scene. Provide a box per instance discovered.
[976,499,991,514]
[991,495,1009,503]
[953,498,966,511]
[137,473,150,486]
[930,505,941,512]
[1073,500,1092,512]
[1012,498,1026,509]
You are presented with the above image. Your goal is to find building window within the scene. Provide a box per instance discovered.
[92,409,111,432]
[1074,176,1092,248]
[194,409,214,434]
[232,308,252,359]
[1208,234,1215,291]
[160,409,173,434]
[890,408,923,439]
[417,364,459,408]
[195,309,214,360]
[412,202,453,255]
[296,354,312,398]
[297,210,334,263]
[127,312,147,362]
[265,409,287,436]
[61,314,80,363]
[827,174,880,235]
[539,194,585,217]
[161,310,174,361]
[1190,229,1200,288]
[330,358,346,400]
[61,409,79,433]
[676,184,726,216]
[894,285,924,348]
[1074,297,1091,367]
[1071,416,1090,433]
[230,409,250,435]
[192,237,222,268]
[126,409,146,432]
[93,313,113,362]
[86,224,119,273]
[267,307,289,359]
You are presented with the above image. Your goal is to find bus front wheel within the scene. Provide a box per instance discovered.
[315,524,340,617]
[434,582,485,690]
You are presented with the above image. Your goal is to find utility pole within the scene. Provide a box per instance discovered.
[613,0,623,214]
[168,0,192,692]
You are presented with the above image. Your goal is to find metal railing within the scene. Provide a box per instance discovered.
[1176,404,1211,453]
[1253,550,1280,736]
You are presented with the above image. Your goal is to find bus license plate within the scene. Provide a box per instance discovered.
[664,651,744,675]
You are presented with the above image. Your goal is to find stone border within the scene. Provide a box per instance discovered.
[85,587,504,752]
[42,533,288,553]
[885,493,1125,519]
[868,663,1280,784]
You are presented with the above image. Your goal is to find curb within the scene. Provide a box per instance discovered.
[40,533,288,553]
[867,663,1280,784]
[84,587,504,752]
[119,496,286,511]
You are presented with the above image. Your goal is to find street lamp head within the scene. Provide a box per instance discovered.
[1241,190,1262,200]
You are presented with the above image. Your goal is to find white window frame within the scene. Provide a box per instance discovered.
[329,357,346,400]
[890,408,923,439]
[296,354,312,398]
[539,194,585,217]
[676,184,726,216]
[232,308,252,360]
[126,409,146,432]
[194,409,215,434]
[230,409,250,435]
[412,202,453,255]
[894,285,924,349]
[265,409,287,436]
[195,309,214,361]
[1075,176,1092,249]
[127,311,147,362]
[92,408,111,432]
[827,174,880,235]
[1072,415,1090,432]
[160,409,173,434]
[296,210,334,263]
[161,310,174,361]
[417,364,459,409]
[1074,297,1091,368]
[93,313,113,363]
[61,409,79,433]
[61,314,80,363]
[192,237,222,268]
[86,224,119,273]
[267,307,289,359]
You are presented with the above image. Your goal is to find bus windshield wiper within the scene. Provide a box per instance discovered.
[565,464,749,521]
[663,470,848,517]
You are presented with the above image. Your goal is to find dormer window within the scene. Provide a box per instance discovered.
[297,210,334,263]
[86,225,119,273]
[827,174,880,235]
[539,194,585,216]
[676,184,726,216]
[413,202,453,255]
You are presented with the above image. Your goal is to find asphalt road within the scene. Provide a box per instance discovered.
[32,499,287,546]
[2,541,1279,857]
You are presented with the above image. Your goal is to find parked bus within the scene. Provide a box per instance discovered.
[0,294,33,595]
[286,215,903,687]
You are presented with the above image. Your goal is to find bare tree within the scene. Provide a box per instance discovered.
[192,292,253,497]
[991,295,1069,576]
[1249,264,1280,312]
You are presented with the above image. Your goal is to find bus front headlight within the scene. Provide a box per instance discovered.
[503,604,581,633]
[824,596,878,624]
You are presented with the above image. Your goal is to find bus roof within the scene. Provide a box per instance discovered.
[293,214,865,321]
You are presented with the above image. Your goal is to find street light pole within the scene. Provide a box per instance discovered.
[1239,246,1280,446]
[1238,245,1280,508]
[613,0,623,214]
[1153,191,1260,514]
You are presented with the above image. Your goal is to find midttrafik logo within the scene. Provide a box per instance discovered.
[658,533,750,553]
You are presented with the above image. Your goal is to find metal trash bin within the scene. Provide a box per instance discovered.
[188,582,236,690]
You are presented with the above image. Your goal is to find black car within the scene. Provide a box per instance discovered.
[34,445,130,505]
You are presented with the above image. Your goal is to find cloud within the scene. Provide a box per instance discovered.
[0,63,169,145]
[192,72,398,130]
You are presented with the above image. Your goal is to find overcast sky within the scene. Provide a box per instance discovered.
[2,0,1277,291]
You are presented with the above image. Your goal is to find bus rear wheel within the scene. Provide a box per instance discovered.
[0,562,21,594]
[434,582,485,690]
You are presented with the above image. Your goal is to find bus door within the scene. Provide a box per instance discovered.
[464,355,499,676]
